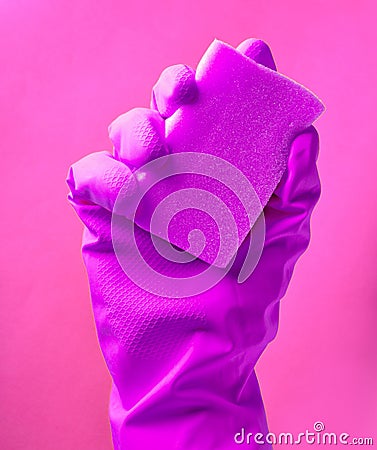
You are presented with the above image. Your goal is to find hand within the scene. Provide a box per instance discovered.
[67,38,320,450]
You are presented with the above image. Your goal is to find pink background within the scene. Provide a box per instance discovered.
[1,1,376,448]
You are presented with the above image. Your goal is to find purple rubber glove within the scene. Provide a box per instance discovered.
[67,39,321,449]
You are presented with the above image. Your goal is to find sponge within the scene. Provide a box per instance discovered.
[131,40,324,268]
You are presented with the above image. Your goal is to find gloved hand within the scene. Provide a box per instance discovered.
[67,39,321,450]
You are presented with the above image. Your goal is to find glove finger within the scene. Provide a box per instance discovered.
[272,125,320,210]
[108,107,169,168]
[67,151,135,244]
[67,151,134,212]
[151,64,198,118]
[232,127,320,293]
[237,38,277,71]
[263,126,320,248]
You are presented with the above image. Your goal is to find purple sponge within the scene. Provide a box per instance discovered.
[166,40,323,208]
[124,40,324,268]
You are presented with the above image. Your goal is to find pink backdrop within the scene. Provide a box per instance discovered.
[1,1,376,448]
